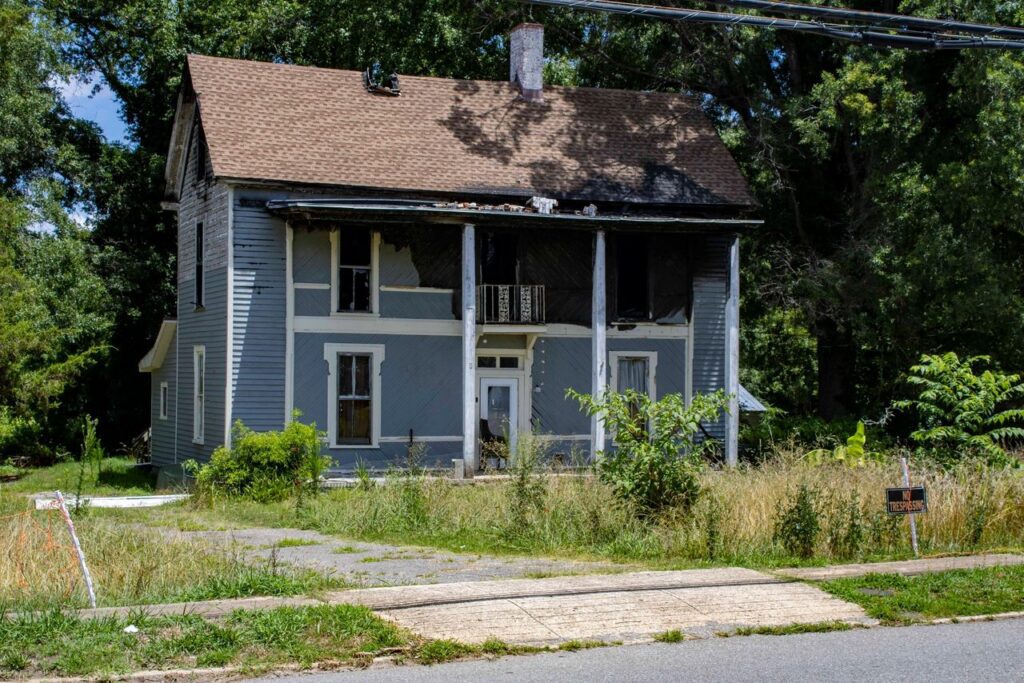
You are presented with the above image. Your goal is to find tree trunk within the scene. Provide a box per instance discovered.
[816,318,855,420]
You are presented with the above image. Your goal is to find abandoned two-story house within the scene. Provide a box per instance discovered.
[138,23,759,476]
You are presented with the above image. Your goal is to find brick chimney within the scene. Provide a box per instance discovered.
[510,23,544,102]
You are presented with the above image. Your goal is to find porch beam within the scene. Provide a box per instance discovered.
[462,223,477,473]
[725,235,740,467]
[591,230,607,457]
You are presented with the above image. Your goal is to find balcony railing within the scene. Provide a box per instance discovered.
[477,284,545,324]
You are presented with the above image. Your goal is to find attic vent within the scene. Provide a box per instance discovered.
[364,67,401,96]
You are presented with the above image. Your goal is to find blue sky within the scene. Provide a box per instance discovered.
[58,74,129,144]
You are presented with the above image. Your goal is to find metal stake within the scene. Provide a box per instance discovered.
[899,457,919,557]
[55,490,97,608]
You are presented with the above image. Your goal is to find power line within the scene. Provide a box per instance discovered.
[524,0,1024,50]
[685,0,1024,40]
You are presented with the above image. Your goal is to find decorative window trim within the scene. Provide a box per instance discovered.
[192,345,205,444]
[609,351,658,401]
[324,343,385,449]
[159,382,169,420]
[330,229,380,318]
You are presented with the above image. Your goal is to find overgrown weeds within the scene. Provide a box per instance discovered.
[255,455,1024,567]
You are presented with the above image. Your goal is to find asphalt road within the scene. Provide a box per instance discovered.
[249,619,1024,682]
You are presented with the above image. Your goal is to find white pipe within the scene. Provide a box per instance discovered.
[725,236,740,467]
[591,230,607,458]
[462,224,477,474]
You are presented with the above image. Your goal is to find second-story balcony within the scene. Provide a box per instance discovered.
[478,284,545,325]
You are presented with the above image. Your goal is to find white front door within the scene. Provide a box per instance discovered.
[478,377,519,459]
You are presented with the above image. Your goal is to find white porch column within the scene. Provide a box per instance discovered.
[725,235,740,467]
[591,230,607,458]
[462,224,477,472]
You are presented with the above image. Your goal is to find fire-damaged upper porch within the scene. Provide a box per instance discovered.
[268,198,759,327]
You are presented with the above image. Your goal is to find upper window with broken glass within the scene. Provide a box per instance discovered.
[338,228,372,313]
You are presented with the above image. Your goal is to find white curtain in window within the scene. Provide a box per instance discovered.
[617,357,649,396]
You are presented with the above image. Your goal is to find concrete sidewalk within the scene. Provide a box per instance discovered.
[775,552,1024,581]
[345,568,873,645]
[52,553,1022,647]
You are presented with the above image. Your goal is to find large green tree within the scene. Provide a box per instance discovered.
[41,0,1024,438]
[0,0,112,458]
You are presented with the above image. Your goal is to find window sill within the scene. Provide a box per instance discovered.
[330,312,380,319]
[328,443,378,450]
[192,438,204,446]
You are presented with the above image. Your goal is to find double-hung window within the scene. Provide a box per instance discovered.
[194,222,205,309]
[337,229,373,313]
[159,382,169,420]
[337,353,372,445]
[325,344,384,448]
[193,345,205,444]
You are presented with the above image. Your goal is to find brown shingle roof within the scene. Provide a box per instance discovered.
[185,54,754,207]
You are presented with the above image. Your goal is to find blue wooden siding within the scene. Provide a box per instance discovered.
[172,119,229,464]
[293,332,463,469]
[379,290,455,319]
[292,229,330,283]
[530,337,592,436]
[231,198,287,433]
[295,288,331,317]
[149,328,177,466]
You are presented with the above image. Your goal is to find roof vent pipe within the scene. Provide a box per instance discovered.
[510,23,544,102]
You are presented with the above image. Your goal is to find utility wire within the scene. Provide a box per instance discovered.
[685,0,1024,39]
[524,0,1024,50]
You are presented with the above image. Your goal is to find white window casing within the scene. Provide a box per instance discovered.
[159,382,169,420]
[324,343,385,449]
[193,345,205,444]
[330,229,380,317]
[609,351,658,401]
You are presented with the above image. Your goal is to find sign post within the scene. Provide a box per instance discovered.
[885,457,924,557]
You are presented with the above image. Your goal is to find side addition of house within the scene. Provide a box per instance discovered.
[139,23,758,476]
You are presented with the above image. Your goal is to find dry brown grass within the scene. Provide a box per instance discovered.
[294,455,1024,566]
[0,505,340,609]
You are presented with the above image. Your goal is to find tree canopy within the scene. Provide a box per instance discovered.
[1,0,1022,454]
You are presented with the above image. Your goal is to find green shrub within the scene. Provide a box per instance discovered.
[774,483,821,559]
[569,388,727,517]
[188,416,328,502]
[893,352,1024,465]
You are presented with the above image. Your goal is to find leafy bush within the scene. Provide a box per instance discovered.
[774,483,821,559]
[188,417,329,503]
[805,422,886,467]
[569,389,727,517]
[893,353,1024,465]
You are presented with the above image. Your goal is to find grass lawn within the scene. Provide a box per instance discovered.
[0,457,159,499]
[0,604,410,677]
[821,565,1024,624]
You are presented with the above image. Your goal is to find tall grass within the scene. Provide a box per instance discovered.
[292,455,1024,566]
[0,511,342,609]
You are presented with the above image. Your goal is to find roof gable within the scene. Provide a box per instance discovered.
[168,54,754,208]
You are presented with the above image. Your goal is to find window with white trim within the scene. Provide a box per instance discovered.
[337,228,373,313]
[193,345,205,444]
[324,344,384,448]
[610,351,657,422]
[194,221,205,309]
[159,382,169,420]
